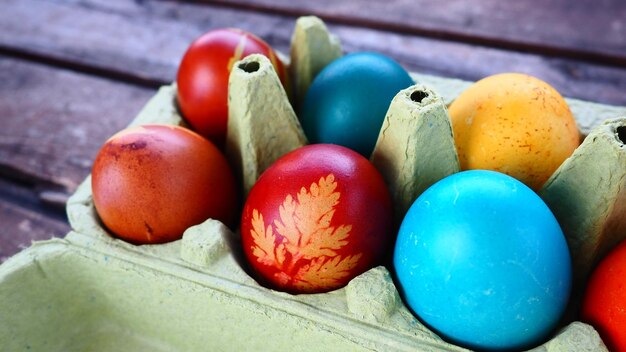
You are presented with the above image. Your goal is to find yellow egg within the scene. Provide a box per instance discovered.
[448,73,580,190]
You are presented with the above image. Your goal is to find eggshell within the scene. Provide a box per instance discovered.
[299,52,414,157]
[582,240,626,351]
[240,144,393,294]
[91,124,237,244]
[448,73,580,190]
[394,170,572,351]
[176,28,287,147]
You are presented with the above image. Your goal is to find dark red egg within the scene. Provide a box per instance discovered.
[176,28,287,147]
[240,144,393,293]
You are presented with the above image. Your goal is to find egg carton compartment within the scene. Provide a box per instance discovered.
[1,16,624,351]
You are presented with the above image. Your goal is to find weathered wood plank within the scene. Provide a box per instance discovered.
[333,25,626,107]
[0,0,625,106]
[0,200,68,263]
[0,179,70,263]
[0,56,155,193]
[202,0,626,66]
[0,0,294,85]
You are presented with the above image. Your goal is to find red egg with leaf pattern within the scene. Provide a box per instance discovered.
[241,144,393,294]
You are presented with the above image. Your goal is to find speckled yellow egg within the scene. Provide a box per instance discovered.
[448,73,580,190]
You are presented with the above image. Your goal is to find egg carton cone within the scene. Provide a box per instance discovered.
[370,84,461,226]
[0,15,621,351]
[539,117,626,309]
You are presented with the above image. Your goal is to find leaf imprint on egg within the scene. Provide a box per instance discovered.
[249,174,361,291]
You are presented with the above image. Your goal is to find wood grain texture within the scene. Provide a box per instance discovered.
[0,200,69,262]
[0,0,294,85]
[0,0,625,105]
[331,25,626,106]
[201,0,626,66]
[0,179,70,263]
[0,56,155,193]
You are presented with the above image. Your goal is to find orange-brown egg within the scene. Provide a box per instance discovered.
[91,124,237,244]
[448,73,580,190]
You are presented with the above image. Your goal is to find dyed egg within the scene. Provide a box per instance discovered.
[448,73,580,190]
[394,170,571,351]
[299,52,414,157]
[92,124,237,244]
[241,144,393,293]
[177,28,287,147]
[582,240,626,351]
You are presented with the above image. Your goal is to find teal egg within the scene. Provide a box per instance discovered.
[299,52,414,156]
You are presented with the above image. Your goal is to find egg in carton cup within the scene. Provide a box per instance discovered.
[1,16,625,351]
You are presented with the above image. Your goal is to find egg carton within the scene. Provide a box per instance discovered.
[1,16,624,352]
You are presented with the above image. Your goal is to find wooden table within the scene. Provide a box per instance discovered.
[1,0,625,262]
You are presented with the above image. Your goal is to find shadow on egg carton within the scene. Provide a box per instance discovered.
[1,16,624,351]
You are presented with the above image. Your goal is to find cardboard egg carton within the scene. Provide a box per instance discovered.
[1,16,624,351]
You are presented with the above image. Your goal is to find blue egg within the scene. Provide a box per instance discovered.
[393,170,572,351]
[299,52,414,156]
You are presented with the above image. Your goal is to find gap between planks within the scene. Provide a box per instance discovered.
[186,0,626,68]
[0,45,167,89]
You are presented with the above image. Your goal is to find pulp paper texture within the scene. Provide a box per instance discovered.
[289,16,342,108]
[540,118,626,295]
[226,54,308,197]
[370,84,460,225]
